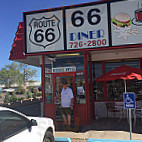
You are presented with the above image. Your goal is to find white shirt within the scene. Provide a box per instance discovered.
[61,87,74,108]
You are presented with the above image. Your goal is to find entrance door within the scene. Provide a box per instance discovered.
[53,73,76,121]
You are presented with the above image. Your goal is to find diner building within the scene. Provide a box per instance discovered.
[9,0,142,126]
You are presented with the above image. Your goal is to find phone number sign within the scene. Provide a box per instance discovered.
[66,3,109,50]
[24,3,109,53]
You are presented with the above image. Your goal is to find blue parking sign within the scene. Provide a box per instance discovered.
[123,93,135,109]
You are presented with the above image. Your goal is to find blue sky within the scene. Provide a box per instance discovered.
[0,0,99,81]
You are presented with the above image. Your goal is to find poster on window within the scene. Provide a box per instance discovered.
[111,0,142,46]
[25,10,64,53]
[65,3,109,50]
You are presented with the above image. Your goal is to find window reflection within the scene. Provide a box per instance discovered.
[107,80,124,101]
[93,62,104,101]
[76,72,86,104]
[45,74,53,104]
[45,55,84,74]
[0,111,29,141]
[53,57,84,71]
[94,82,104,101]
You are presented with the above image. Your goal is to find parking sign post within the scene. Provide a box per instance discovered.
[123,92,135,140]
[129,109,132,140]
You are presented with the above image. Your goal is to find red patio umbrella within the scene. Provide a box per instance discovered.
[96,65,142,92]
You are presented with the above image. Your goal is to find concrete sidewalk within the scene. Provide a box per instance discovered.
[55,119,142,141]
[55,131,142,142]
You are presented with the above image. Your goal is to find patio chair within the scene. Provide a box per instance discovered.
[133,100,142,126]
[133,109,142,126]
[105,102,122,118]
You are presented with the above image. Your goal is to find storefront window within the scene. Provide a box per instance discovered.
[45,74,53,104]
[93,62,104,101]
[93,59,141,101]
[94,82,104,101]
[94,63,103,80]
[107,80,124,101]
[76,72,86,104]
[106,60,140,73]
[45,54,84,74]
[126,80,142,100]
[106,59,141,101]
[106,61,122,72]
[123,60,140,68]
[45,64,52,73]
[53,56,84,72]
[44,57,54,73]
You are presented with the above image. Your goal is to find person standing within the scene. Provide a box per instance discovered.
[60,80,74,130]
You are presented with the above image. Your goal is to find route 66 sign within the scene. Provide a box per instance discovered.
[25,10,64,53]
[29,15,61,48]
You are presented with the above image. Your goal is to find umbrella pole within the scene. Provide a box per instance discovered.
[124,79,127,93]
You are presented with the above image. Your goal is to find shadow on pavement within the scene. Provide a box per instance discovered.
[80,118,142,134]
[56,118,142,134]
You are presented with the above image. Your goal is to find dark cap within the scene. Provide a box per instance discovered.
[62,81,67,85]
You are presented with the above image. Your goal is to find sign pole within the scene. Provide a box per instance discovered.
[129,109,132,140]
[124,92,135,140]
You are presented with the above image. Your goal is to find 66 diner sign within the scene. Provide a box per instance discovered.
[24,2,109,53]
[66,3,109,50]
[25,10,64,53]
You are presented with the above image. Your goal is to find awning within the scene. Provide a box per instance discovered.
[9,22,26,60]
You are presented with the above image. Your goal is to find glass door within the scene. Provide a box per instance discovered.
[53,73,75,121]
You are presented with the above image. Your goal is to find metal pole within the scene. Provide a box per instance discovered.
[129,109,132,140]
[124,80,127,93]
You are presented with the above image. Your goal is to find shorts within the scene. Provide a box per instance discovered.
[60,107,72,116]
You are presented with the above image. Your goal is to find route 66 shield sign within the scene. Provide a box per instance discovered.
[29,15,61,48]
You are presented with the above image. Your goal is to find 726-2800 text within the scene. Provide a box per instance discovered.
[69,39,106,48]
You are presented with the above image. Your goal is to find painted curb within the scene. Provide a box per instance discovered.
[55,137,72,142]
[87,139,142,142]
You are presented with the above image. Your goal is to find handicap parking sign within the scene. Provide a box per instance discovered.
[123,92,135,109]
